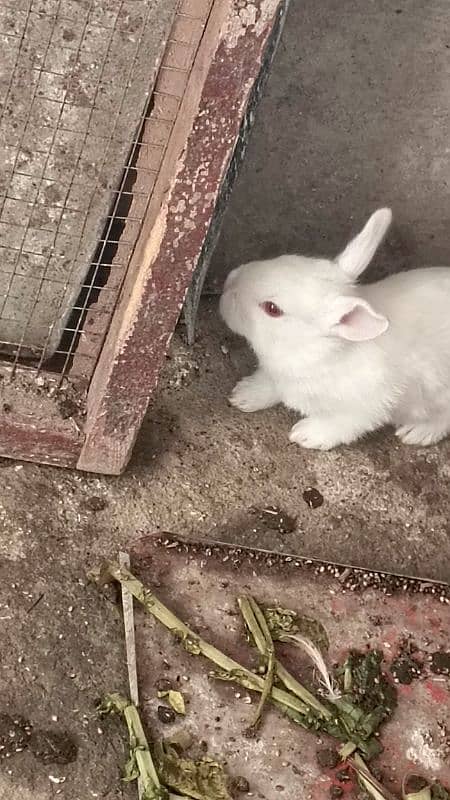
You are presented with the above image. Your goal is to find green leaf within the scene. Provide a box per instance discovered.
[431,785,450,800]
[334,650,397,748]
[97,692,130,716]
[263,606,329,650]
[155,742,234,800]
[123,749,140,783]
[338,651,397,718]
[158,691,186,716]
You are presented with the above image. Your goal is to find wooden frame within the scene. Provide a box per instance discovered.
[0,0,289,473]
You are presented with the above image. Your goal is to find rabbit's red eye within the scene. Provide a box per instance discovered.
[260,301,283,318]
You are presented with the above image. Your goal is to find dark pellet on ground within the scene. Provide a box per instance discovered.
[28,729,78,765]
[390,654,422,684]
[302,487,324,509]
[156,678,172,693]
[330,787,344,799]
[231,776,250,793]
[83,495,108,512]
[0,714,31,758]
[404,775,428,793]
[157,705,176,724]
[430,651,450,675]
[316,747,339,769]
[249,505,297,534]
[57,398,79,419]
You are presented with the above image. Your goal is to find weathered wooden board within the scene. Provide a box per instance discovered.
[78,0,290,474]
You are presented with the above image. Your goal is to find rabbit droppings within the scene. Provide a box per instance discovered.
[220,208,450,450]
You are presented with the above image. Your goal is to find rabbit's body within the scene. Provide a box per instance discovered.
[220,209,450,449]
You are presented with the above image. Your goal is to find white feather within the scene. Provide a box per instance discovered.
[285,633,341,702]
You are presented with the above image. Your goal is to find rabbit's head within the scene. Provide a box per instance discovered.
[220,209,391,364]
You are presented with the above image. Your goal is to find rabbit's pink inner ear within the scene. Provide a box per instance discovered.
[331,300,389,341]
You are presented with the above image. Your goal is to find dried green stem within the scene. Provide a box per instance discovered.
[276,658,332,718]
[125,705,161,789]
[238,595,332,721]
[96,563,382,763]
[99,693,165,799]
[343,660,353,693]
[349,753,398,800]
[248,596,277,727]
[97,562,310,718]
[339,741,357,759]
[238,596,276,729]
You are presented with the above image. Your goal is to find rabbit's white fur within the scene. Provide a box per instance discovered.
[220,208,450,449]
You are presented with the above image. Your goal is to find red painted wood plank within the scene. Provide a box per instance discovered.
[0,420,81,468]
[78,0,287,474]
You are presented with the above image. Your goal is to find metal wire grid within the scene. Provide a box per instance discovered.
[65,6,207,382]
[0,0,179,382]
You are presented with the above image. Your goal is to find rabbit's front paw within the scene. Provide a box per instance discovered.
[395,421,450,446]
[289,418,343,450]
[229,372,278,413]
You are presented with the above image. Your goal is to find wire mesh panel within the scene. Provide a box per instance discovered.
[0,0,177,369]
[0,0,288,471]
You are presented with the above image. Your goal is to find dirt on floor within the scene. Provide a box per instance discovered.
[0,298,449,800]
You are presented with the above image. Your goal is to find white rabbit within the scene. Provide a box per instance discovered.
[220,208,450,450]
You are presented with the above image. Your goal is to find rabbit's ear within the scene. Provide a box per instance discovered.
[336,208,392,279]
[327,296,388,342]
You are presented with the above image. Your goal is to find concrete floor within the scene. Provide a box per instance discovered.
[1,304,450,800]
[1,1,450,798]
[208,0,450,289]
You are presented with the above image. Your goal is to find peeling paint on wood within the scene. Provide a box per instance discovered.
[0,422,80,468]
[183,0,289,344]
[78,0,288,474]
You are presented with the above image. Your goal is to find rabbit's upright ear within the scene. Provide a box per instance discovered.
[336,208,392,279]
[327,296,388,342]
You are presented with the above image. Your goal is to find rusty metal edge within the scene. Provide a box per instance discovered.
[132,531,450,592]
[77,0,287,475]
